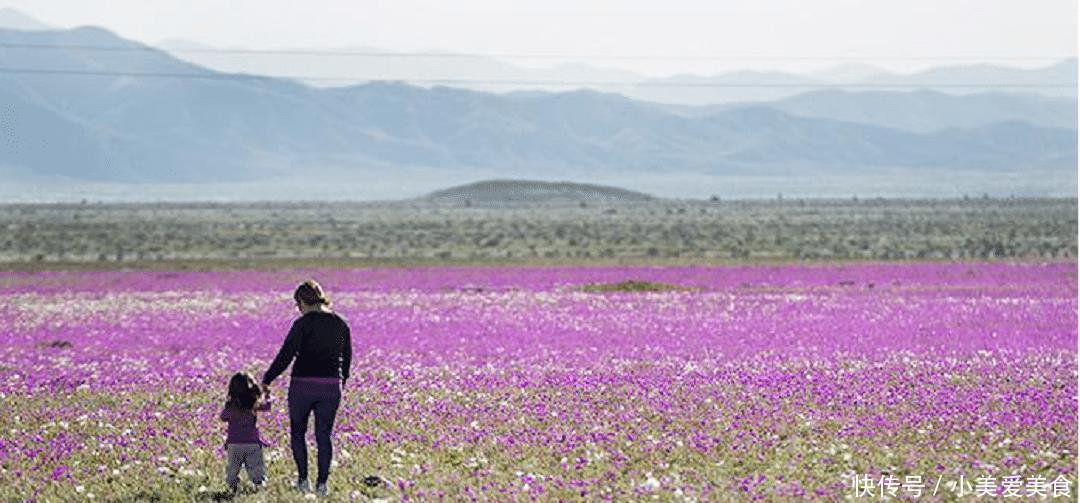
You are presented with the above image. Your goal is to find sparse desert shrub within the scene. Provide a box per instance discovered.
[580,280,692,293]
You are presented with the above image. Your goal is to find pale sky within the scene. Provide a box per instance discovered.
[1,0,1076,76]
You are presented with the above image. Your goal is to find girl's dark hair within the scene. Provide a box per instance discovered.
[294,280,330,307]
[227,372,262,411]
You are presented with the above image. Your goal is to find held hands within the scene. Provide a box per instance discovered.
[258,383,272,405]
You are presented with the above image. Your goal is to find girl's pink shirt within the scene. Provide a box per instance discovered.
[219,397,272,446]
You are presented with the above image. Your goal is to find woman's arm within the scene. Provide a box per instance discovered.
[262,318,304,386]
[341,323,352,385]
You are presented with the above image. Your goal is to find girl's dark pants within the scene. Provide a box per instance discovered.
[287,378,341,485]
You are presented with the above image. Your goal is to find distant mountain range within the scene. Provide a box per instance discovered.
[661,89,1076,133]
[154,39,1078,105]
[12,7,1067,107]
[0,17,1074,198]
[628,60,1077,105]
[154,38,646,95]
[0,7,52,31]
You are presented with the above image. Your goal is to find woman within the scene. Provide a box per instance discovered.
[262,280,352,497]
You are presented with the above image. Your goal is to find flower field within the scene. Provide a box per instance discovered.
[0,262,1076,501]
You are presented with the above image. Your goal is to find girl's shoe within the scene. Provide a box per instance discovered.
[316,482,329,496]
[296,479,311,493]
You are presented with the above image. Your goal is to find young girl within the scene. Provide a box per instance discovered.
[220,372,272,492]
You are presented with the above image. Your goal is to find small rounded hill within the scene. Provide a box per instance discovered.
[422,179,656,205]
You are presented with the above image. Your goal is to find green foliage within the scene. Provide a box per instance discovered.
[580,280,691,293]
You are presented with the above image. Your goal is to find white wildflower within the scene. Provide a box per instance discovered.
[640,473,661,491]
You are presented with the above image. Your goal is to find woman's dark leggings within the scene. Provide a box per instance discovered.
[287,379,341,485]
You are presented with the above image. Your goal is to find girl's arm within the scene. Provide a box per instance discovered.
[219,402,232,422]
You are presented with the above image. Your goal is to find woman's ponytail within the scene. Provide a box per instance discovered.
[294,280,331,307]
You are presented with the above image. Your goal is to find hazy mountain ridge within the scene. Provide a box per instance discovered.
[0,25,1074,195]
[769,90,1077,132]
[629,59,1077,104]
[0,6,1075,106]
[660,90,1077,133]
[153,37,1077,105]
[0,7,52,31]
[154,39,647,93]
